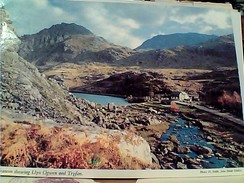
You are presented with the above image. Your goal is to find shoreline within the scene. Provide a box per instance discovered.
[69,90,127,99]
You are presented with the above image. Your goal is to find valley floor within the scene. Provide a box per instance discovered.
[40,62,244,169]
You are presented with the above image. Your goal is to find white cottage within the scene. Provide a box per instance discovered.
[170,92,191,102]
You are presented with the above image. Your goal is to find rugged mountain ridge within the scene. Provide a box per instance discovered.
[136,33,218,50]
[19,23,134,68]
[118,34,236,69]
[20,23,93,50]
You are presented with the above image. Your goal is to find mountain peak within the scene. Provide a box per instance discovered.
[19,23,94,59]
[136,33,218,50]
[40,22,93,36]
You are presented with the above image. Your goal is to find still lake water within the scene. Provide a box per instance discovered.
[72,92,129,106]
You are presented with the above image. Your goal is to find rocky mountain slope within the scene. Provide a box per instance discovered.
[1,22,97,125]
[136,33,218,50]
[19,23,134,69]
[118,34,236,69]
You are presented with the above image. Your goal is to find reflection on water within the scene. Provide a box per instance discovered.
[72,92,129,106]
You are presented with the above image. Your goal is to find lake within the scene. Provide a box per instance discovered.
[72,92,130,106]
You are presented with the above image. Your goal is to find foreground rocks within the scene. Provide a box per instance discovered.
[1,115,157,169]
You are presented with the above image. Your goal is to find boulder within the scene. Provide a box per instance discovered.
[206,135,213,141]
[149,132,162,140]
[108,102,115,111]
[184,155,201,165]
[148,107,157,114]
[151,153,160,165]
[177,146,190,154]
[169,135,180,146]
[177,162,187,169]
[1,117,155,168]
[189,145,213,157]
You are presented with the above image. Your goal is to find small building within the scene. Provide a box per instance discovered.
[161,96,171,105]
[189,94,200,101]
[170,92,191,102]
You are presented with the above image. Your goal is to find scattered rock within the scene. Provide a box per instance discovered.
[177,162,187,169]
[177,146,190,154]
[150,132,162,140]
[169,135,180,146]
[189,144,213,158]
[206,136,213,141]
[151,153,160,165]
[215,152,222,157]
[107,102,115,112]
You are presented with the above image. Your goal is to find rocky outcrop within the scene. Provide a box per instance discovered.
[1,39,96,125]
[72,71,170,98]
[189,145,213,158]
[1,116,156,169]
[19,23,93,60]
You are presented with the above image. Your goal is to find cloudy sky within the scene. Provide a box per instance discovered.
[3,0,233,49]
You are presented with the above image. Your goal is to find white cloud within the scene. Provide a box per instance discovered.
[5,0,75,35]
[201,10,231,29]
[201,26,214,34]
[81,4,142,48]
[120,18,140,29]
[170,15,198,24]
[53,7,65,16]
[170,9,231,31]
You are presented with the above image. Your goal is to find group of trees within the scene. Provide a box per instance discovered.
[217,90,242,117]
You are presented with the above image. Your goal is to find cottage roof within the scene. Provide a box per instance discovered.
[170,92,181,96]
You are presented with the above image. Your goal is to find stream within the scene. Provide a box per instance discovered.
[160,117,239,168]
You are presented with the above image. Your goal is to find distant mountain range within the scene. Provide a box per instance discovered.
[136,33,218,50]
[118,34,236,69]
[18,23,236,70]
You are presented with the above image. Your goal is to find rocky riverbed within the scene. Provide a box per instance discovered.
[68,98,244,169]
[78,97,243,169]
[132,102,244,169]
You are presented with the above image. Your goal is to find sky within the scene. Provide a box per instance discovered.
[2,0,233,49]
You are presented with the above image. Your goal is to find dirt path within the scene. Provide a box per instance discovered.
[175,101,244,127]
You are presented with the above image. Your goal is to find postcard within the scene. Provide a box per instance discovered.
[0,0,244,179]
